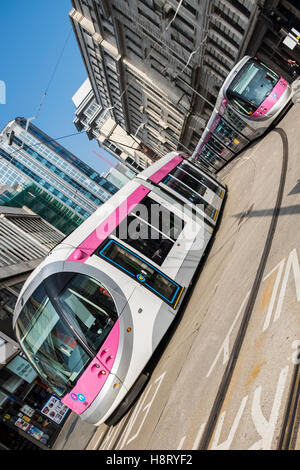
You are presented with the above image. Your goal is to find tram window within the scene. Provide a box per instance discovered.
[170,167,206,196]
[131,196,184,241]
[227,59,279,115]
[114,215,174,266]
[98,240,181,306]
[207,135,230,156]
[112,196,184,266]
[162,175,217,220]
[178,163,223,196]
[198,145,220,166]
[227,96,257,116]
[221,105,254,134]
[15,285,91,396]
[193,147,224,171]
[213,119,243,147]
[58,274,118,352]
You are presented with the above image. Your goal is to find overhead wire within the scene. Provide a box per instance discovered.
[165,0,184,30]
[1,27,109,170]
[1,129,86,167]
[18,28,74,151]
[34,28,73,120]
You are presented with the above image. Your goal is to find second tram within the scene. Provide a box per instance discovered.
[191,56,292,173]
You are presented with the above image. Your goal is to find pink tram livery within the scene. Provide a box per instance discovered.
[13,152,226,426]
[191,56,292,173]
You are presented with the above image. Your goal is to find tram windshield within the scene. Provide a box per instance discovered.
[15,275,118,396]
[227,59,280,115]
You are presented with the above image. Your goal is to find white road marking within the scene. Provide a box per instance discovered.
[206,291,250,378]
[177,436,186,450]
[273,248,300,324]
[101,421,122,450]
[117,371,166,449]
[210,396,248,450]
[192,423,206,449]
[262,259,285,331]
[249,366,289,450]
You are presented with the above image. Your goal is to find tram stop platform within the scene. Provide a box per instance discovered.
[52,86,300,451]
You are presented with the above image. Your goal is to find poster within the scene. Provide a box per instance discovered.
[41,395,69,424]
[15,417,30,432]
[27,425,44,441]
[20,404,35,417]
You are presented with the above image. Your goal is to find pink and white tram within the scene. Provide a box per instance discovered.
[191,56,292,173]
[13,152,226,426]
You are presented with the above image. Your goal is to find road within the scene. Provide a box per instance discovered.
[55,101,300,451]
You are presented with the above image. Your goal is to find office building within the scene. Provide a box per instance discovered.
[104,162,135,189]
[0,118,119,228]
[246,1,300,80]
[0,183,84,235]
[0,205,65,353]
[69,0,258,156]
[0,206,64,280]
[73,78,155,171]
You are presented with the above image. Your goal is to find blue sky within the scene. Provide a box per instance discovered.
[0,0,118,174]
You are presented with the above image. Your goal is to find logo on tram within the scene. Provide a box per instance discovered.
[71,393,86,402]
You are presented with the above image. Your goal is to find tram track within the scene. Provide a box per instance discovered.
[87,127,299,452]
[198,127,299,450]
[277,361,300,450]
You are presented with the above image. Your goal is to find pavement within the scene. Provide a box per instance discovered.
[52,89,300,451]
[52,413,96,450]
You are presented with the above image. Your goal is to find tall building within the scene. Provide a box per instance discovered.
[245,1,300,80]
[73,78,155,172]
[0,183,84,235]
[103,162,135,189]
[69,0,258,157]
[0,118,119,227]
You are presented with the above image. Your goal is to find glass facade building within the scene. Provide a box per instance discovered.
[0,118,119,228]
[0,184,84,235]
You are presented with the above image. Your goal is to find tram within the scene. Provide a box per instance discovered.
[191,56,292,173]
[13,152,226,426]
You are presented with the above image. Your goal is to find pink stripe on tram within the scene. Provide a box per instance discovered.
[149,155,183,184]
[67,185,150,263]
[97,319,120,371]
[251,77,288,118]
[62,321,120,414]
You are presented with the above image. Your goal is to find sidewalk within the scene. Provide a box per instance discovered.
[52,412,97,450]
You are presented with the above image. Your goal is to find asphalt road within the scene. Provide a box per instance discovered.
[54,101,300,452]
